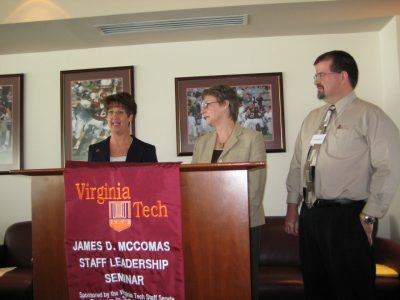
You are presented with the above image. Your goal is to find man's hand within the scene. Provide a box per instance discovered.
[360,219,374,246]
[285,203,299,236]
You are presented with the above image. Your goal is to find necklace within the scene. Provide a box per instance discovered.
[215,141,225,150]
[110,136,133,156]
[215,127,234,150]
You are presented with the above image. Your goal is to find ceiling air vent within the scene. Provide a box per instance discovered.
[96,14,248,35]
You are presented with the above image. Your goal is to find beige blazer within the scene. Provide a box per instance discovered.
[192,123,267,227]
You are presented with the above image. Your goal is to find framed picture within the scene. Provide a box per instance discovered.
[0,74,23,173]
[175,73,285,156]
[61,66,134,165]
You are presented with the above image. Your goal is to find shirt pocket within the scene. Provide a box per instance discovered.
[326,127,367,158]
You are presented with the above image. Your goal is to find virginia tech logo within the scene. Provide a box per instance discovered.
[74,182,168,231]
[109,201,131,232]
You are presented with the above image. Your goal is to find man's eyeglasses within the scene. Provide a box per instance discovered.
[313,72,339,80]
[200,101,219,109]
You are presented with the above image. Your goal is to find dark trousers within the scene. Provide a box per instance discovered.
[250,225,261,300]
[299,202,376,300]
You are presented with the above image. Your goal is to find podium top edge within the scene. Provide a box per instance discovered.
[181,161,265,172]
[7,162,266,176]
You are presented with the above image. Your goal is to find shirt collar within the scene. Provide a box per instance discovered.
[332,90,356,115]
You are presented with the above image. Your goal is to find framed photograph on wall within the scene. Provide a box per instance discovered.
[0,74,23,173]
[175,73,285,156]
[61,66,134,165]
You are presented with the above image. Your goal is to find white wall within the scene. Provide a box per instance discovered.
[379,16,400,240]
[0,175,31,239]
[1,30,398,241]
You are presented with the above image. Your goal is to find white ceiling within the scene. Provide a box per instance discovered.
[1,0,400,55]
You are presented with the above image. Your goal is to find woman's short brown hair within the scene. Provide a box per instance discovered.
[201,84,239,122]
[104,92,137,117]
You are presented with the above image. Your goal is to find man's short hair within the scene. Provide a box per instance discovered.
[314,50,359,88]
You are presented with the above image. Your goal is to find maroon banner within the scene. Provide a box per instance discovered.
[64,161,184,300]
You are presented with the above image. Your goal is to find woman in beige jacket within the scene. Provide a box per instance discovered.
[191,84,267,300]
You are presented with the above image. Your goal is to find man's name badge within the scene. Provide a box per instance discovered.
[310,134,326,145]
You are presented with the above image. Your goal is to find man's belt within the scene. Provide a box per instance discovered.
[311,199,366,208]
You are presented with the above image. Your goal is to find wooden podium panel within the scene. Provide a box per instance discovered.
[32,175,68,300]
[24,163,264,300]
[181,168,250,299]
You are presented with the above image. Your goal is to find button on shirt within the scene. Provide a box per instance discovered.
[286,91,400,218]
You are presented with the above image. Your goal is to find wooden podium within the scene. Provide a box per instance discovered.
[19,162,265,300]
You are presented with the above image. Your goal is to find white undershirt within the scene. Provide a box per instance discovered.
[110,156,126,162]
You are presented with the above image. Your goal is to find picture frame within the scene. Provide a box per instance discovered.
[61,66,134,165]
[0,74,24,173]
[175,73,285,156]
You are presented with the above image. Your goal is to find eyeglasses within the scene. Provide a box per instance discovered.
[107,109,127,117]
[200,101,219,109]
[313,72,339,80]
